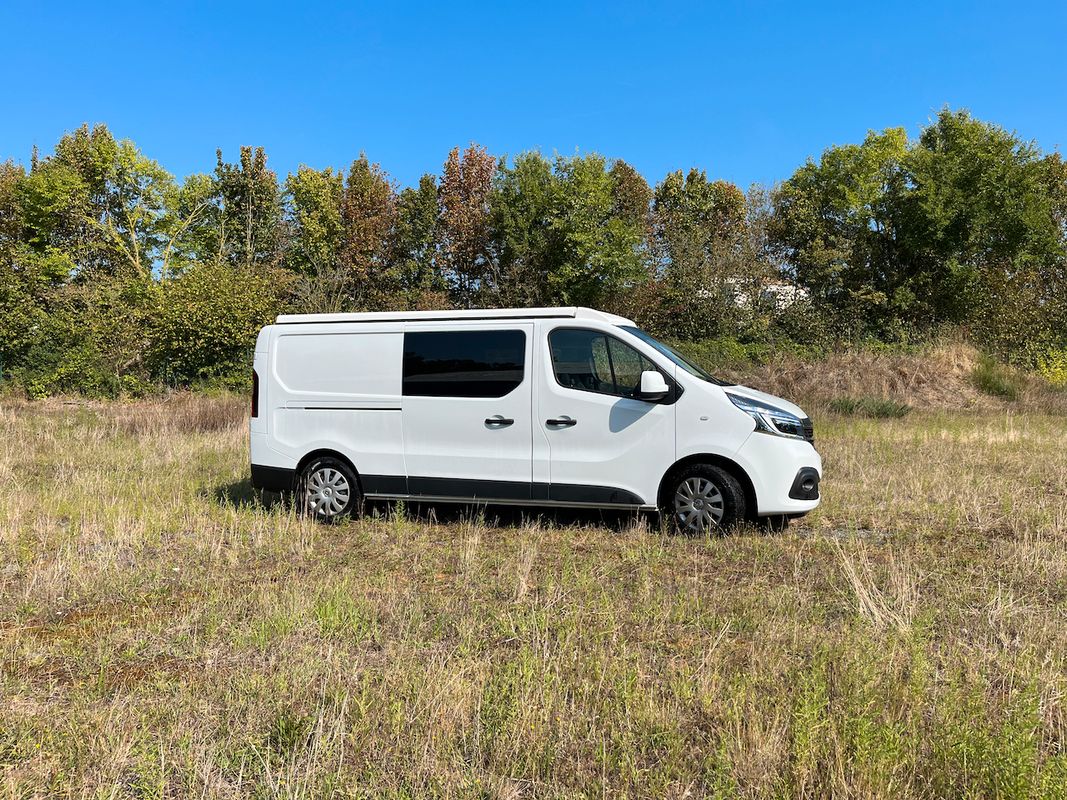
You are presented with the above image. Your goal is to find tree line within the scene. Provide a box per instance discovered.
[1,108,1064,395]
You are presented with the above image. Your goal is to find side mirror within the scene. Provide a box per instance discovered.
[638,370,669,401]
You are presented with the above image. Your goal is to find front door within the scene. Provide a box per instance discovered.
[534,324,676,506]
[401,323,534,500]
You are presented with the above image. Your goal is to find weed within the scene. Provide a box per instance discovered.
[972,353,1024,400]
[829,396,911,418]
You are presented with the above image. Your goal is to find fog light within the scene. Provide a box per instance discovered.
[789,468,821,500]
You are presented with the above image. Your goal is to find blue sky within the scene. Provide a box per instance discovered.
[2,1,1064,189]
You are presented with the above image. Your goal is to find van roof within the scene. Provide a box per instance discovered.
[275,306,636,326]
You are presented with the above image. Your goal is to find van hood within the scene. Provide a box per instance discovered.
[722,384,808,419]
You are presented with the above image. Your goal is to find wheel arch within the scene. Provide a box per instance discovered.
[658,453,758,522]
[296,449,362,490]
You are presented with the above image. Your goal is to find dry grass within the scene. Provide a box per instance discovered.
[733,340,1067,417]
[1,387,1066,797]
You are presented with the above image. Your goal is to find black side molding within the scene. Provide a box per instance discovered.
[361,474,408,495]
[252,465,649,508]
[378,475,646,507]
[250,464,296,493]
[408,475,531,500]
[547,483,643,505]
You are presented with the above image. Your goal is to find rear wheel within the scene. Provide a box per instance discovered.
[298,457,362,522]
[664,464,746,534]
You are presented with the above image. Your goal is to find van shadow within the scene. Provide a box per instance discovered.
[608,398,652,432]
[211,479,287,511]
[371,500,656,533]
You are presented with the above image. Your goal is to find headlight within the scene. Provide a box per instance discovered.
[726,392,807,440]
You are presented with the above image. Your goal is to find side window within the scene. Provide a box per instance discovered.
[607,337,647,397]
[549,328,656,399]
[403,330,525,398]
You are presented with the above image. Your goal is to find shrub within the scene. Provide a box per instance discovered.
[829,397,911,418]
[1036,348,1067,387]
[9,276,158,398]
[971,354,1023,400]
[671,336,770,371]
[149,262,292,388]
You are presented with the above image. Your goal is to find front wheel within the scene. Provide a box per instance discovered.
[298,457,362,522]
[664,464,746,534]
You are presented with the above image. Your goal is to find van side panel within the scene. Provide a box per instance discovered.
[274,331,400,398]
[263,328,407,486]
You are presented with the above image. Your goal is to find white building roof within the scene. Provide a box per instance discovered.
[275,306,635,326]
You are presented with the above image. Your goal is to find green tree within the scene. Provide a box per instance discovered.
[772,110,1067,343]
[548,153,648,306]
[907,110,1066,345]
[0,162,22,254]
[392,174,447,308]
[770,127,914,334]
[214,146,283,269]
[490,152,651,308]
[285,157,398,313]
[20,127,196,282]
[160,173,218,279]
[490,151,559,305]
[653,168,747,283]
[96,140,176,278]
[39,123,127,276]
[609,159,653,235]
[641,170,758,338]
[10,129,174,393]
[285,166,345,278]
[0,162,45,378]
[18,161,89,279]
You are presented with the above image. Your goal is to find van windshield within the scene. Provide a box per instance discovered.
[619,326,733,386]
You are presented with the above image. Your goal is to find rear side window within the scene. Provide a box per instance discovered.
[549,328,656,399]
[403,330,526,398]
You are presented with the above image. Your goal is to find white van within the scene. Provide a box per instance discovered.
[249,307,821,532]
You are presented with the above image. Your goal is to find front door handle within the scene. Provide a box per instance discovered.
[546,417,577,428]
[485,415,515,427]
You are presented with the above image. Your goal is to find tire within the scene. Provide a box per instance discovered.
[663,464,746,534]
[759,514,791,533]
[298,456,362,523]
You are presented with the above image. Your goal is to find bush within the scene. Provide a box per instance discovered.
[1036,348,1067,387]
[149,263,292,388]
[670,336,770,372]
[971,354,1023,400]
[828,397,911,418]
[9,276,158,398]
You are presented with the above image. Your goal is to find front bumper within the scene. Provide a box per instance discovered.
[733,432,822,516]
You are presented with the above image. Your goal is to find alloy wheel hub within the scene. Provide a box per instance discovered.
[674,477,725,533]
[306,467,350,517]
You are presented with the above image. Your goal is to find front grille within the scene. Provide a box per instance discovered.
[800,417,815,444]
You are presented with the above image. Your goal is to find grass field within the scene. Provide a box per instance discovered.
[1,387,1066,797]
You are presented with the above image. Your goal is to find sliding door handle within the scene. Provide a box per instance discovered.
[485,415,515,427]
[546,417,577,428]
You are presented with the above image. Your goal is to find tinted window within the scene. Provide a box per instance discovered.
[549,328,657,399]
[403,330,525,398]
